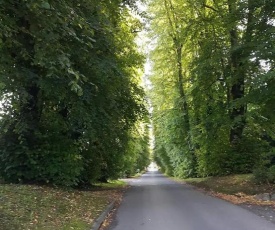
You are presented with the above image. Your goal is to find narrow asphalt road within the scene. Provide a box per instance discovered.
[107,171,275,230]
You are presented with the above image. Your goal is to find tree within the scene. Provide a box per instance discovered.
[148,0,275,177]
[0,0,148,186]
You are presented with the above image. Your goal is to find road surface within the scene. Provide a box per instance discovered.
[107,171,275,230]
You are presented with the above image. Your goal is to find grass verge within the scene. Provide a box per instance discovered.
[181,174,275,195]
[175,174,275,205]
[0,181,126,230]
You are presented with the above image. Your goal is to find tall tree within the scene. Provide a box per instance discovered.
[0,0,148,185]
[148,0,275,177]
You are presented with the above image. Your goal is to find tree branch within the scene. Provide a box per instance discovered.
[203,4,218,12]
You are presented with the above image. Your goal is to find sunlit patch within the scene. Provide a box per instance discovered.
[147,162,158,172]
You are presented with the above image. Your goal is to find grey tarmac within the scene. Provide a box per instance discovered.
[107,171,275,230]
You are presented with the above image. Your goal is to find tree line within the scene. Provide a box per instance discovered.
[0,0,150,186]
[149,0,275,182]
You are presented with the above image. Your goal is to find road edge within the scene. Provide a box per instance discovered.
[90,201,115,230]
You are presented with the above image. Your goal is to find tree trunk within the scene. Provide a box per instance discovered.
[228,0,246,145]
[175,44,190,132]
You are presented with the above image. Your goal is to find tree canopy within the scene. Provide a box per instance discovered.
[148,0,275,179]
[1,0,275,186]
[0,0,150,186]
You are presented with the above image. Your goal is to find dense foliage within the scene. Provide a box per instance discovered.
[0,0,150,186]
[148,0,275,178]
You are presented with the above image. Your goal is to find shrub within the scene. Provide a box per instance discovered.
[267,165,275,183]
[253,167,269,184]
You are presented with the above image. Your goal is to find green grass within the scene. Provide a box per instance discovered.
[177,174,275,195]
[94,180,127,189]
[0,181,126,230]
[125,170,147,179]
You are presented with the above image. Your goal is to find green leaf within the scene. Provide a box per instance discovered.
[41,2,51,10]
[0,82,6,90]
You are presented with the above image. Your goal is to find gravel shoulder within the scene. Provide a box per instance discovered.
[240,204,275,224]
